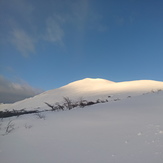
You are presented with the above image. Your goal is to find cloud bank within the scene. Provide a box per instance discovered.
[0,76,43,104]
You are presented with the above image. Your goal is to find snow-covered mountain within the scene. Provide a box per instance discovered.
[1,78,163,111]
[1,78,163,163]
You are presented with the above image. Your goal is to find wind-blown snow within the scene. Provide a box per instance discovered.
[0,78,163,111]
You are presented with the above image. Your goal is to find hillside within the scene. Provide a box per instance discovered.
[0,86,163,163]
[0,78,163,111]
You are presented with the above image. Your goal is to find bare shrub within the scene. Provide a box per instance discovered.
[4,120,15,135]
[45,102,55,110]
[63,97,73,110]
[76,97,86,108]
[55,102,64,111]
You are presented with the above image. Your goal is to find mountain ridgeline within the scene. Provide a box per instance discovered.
[0,78,163,116]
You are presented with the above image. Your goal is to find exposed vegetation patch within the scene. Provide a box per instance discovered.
[0,109,39,118]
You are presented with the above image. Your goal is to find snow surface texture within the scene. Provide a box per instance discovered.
[0,78,163,163]
[0,78,163,111]
[0,91,163,163]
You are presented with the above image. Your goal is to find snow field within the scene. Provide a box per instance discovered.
[0,91,163,163]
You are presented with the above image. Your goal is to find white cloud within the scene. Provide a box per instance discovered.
[0,76,43,103]
[11,28,36,57]
[1,0,107,57]
[43,16,65,45]
[43,0,93,45]
[0,0,35,57]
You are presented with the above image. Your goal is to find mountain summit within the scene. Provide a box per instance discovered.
[61,78,115,92]
[0,78,163,111]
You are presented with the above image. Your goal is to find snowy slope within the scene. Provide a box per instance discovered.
[0,78,163,111]
[0,90,163,163]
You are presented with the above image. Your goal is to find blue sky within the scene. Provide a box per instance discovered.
[0,0,163,103]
